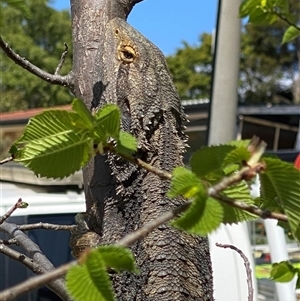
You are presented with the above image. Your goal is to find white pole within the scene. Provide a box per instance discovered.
[264,219,297,301]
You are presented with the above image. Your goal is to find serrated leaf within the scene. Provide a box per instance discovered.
[167,167,204,199]
[270,261,296,283]
[66,259,115,301]
[86,250,115,301]
[93,105,120,141]
[97,246,139,274]
[116,131,137,155]
[260,157,300,241]
[282,26,300,44]
[172,194,223,236]
[221,181,257,224]
[71,98,95,129]
[190,145,235,181]
[14,110,92,178]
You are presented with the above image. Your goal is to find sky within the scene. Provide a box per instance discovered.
[51,0,218,56]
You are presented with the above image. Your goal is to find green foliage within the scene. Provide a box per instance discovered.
[0,0,31,24]
[260,157,300,241]
[173,194,223,236]
[166,34,213,100]
[0,0,73,112]
[168,143,256,235]
[240,0,300,43]
[282,25,300,43]
[167,0,299,104]
[66,246,138,301]
[11,99,137,178]
[270,261,300,288]
[167,167,204,199]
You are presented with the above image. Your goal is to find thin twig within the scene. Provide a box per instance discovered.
[0,243,44,274]
[18,223,75,231]
[271,9,300,31]
[216,243,254,301]
[0,36,73,88]
[212,193,288,222]
[117,203,190,247]
[0,221,72,301]
[0,261,76,301]
[0,157,13,165]
[55,43,69,75]
[0,198,28,225]
[0,238,18,245]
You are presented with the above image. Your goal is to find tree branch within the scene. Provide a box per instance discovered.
[0,36,74,88]
[18,223,75,231]
[271,10,300,31]
[216,243,254,301]
[0,243,43,274]
[0,221,72,301]
[0,157,13,165]
[0,261,76,301]
[0,198,28,225]
[55,43,69,75]
[212,193,288,222]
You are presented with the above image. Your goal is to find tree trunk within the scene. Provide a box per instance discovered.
[70,1,213,300]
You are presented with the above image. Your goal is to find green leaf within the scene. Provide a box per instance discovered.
[222,146,251,175]
[93,105,120,141]
[66,258,115,301]
[71,98,95,130]
[282,26,300,44]
[190,145,235,181]
[221,181,257,224]
[115,131,137,155]
[172,194,224,236]
[97,246,139,274]
[167,167,204,199]
[249,9,278,24]
[14,110,92,178]
[270,261,296,283]
[239,0,260,18]
[9,144,18,156]
[260,157,300,241]
[296,272,300,289]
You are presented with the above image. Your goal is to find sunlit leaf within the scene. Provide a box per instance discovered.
[13,110,92,178]
[260,157,300,241]
[270,261,296,283]
[93,104,120,141]
[282,26,300,44]
[98,246,139,274]
[116,131,137,155]
[168,167,204,199]
[66,258,115,301]
[190,145,235,181]
[172,194,223,236]
[71,98,94,129]
[221,181,257,224]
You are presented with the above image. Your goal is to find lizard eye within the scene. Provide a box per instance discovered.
[118,45,136,64]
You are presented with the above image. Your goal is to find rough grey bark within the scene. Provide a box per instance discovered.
[70,1,213,300]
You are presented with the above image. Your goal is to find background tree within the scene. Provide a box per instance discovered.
[0,0,73,112]
[166,33,213,100]
[166,0,299,104]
